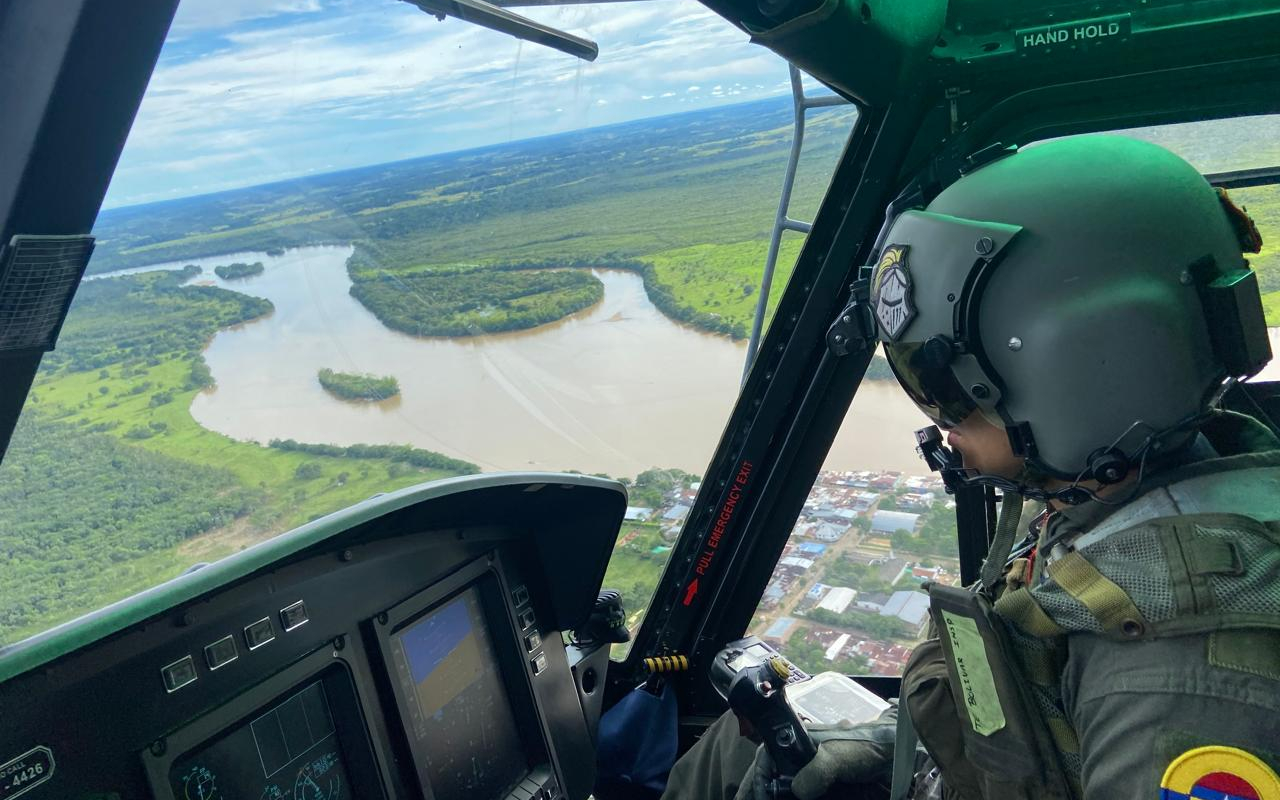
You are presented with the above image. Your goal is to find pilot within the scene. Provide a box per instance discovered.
[661,135,1280,800]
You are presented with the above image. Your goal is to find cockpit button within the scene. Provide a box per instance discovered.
[524,632,542,652]
[280,600,308,631]
[244,617,276,650]
[204,635,238,670]
[531,653,547,675]
[161,655,198,693]
[518,608,537,630]
[512,585,530,607]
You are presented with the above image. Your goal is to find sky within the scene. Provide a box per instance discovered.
[102,0,806,208]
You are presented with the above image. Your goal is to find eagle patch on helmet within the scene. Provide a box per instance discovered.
[873,244,916,341]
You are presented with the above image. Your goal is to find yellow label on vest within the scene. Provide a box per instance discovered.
[941,610,1007,737]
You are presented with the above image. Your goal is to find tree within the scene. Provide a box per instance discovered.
[294,462,323,480]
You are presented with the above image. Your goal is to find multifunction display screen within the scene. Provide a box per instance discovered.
[392,586,528,800]
[170,680,355,800]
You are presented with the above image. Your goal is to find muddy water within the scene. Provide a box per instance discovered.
[104,246,932,476]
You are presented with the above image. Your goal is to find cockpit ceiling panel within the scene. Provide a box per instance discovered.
[696,0,1280,107]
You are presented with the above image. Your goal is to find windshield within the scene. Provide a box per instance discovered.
[0,0,861,646]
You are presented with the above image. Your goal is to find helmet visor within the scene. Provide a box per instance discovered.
[883,341,978,428]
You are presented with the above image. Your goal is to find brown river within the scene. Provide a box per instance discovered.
[110,245,1280,478]
[103,245,930,477]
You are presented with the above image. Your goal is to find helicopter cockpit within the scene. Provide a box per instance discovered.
[1,1,1279,799]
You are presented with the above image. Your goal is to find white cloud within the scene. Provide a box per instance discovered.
[104,0,791,206]
[169,0,323,34]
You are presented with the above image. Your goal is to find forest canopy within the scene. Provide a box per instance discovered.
[0,415,255,639]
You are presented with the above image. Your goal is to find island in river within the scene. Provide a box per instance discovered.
[348,265,604,337]
[318,368,400,401]
[213,261,264,280]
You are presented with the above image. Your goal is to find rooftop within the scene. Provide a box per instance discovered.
[817,586,857,614]
[880,590,930,626]
[764,616,797,639]
[872,510,920,533]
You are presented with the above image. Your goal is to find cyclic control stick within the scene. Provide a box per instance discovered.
[726,656,817,796]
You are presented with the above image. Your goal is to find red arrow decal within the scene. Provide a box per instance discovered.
[682,579,699,606]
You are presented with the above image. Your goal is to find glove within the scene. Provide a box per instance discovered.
[792,705,898,800]
[733,704,898,800]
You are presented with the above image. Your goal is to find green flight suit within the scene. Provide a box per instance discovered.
[911,411,1280,798]
[664,412,1280,800]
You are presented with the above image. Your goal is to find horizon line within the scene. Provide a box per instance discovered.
[100,92,844,215]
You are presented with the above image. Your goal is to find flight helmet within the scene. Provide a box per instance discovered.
[873,134,1269,489]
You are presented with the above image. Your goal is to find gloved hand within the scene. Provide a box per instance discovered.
[733,705,898,800]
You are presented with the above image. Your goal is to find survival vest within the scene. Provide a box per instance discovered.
[902,411,1280,800]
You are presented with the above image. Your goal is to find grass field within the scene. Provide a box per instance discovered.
[1,355,466,643]
[647,236,808,336]
[30,361,459,534]
[1235,185,1280,319]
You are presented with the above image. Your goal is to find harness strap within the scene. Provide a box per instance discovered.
[993,587,1067,638]
[1047,551,1147,635]
[889,699,918,800]
[1046,718,1080,755]
[981,492,1025,591]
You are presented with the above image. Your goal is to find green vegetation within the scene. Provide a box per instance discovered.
[1234,185,1280,319]
[294,462,324,480]
[213,261,264,280]
[349,268,603,336]
[1,272,475,645]
[645,238,805,338]
[888,503,959,559]
[598,469,698,650]
[88,100,852,271]
[44,266,272,374]
[0,414,255,641]
[820,557,894,595]
[803,606,912,640]
[87,99,857,339]
[317,368,400,401]
[268,439,478,474]
[626,467,699,509]
[783,635,871,677]
[600,522,672,629]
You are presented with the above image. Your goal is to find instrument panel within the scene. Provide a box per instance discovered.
[0,475,624,800]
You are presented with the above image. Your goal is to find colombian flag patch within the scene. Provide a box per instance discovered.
[1160,746,1280,800]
